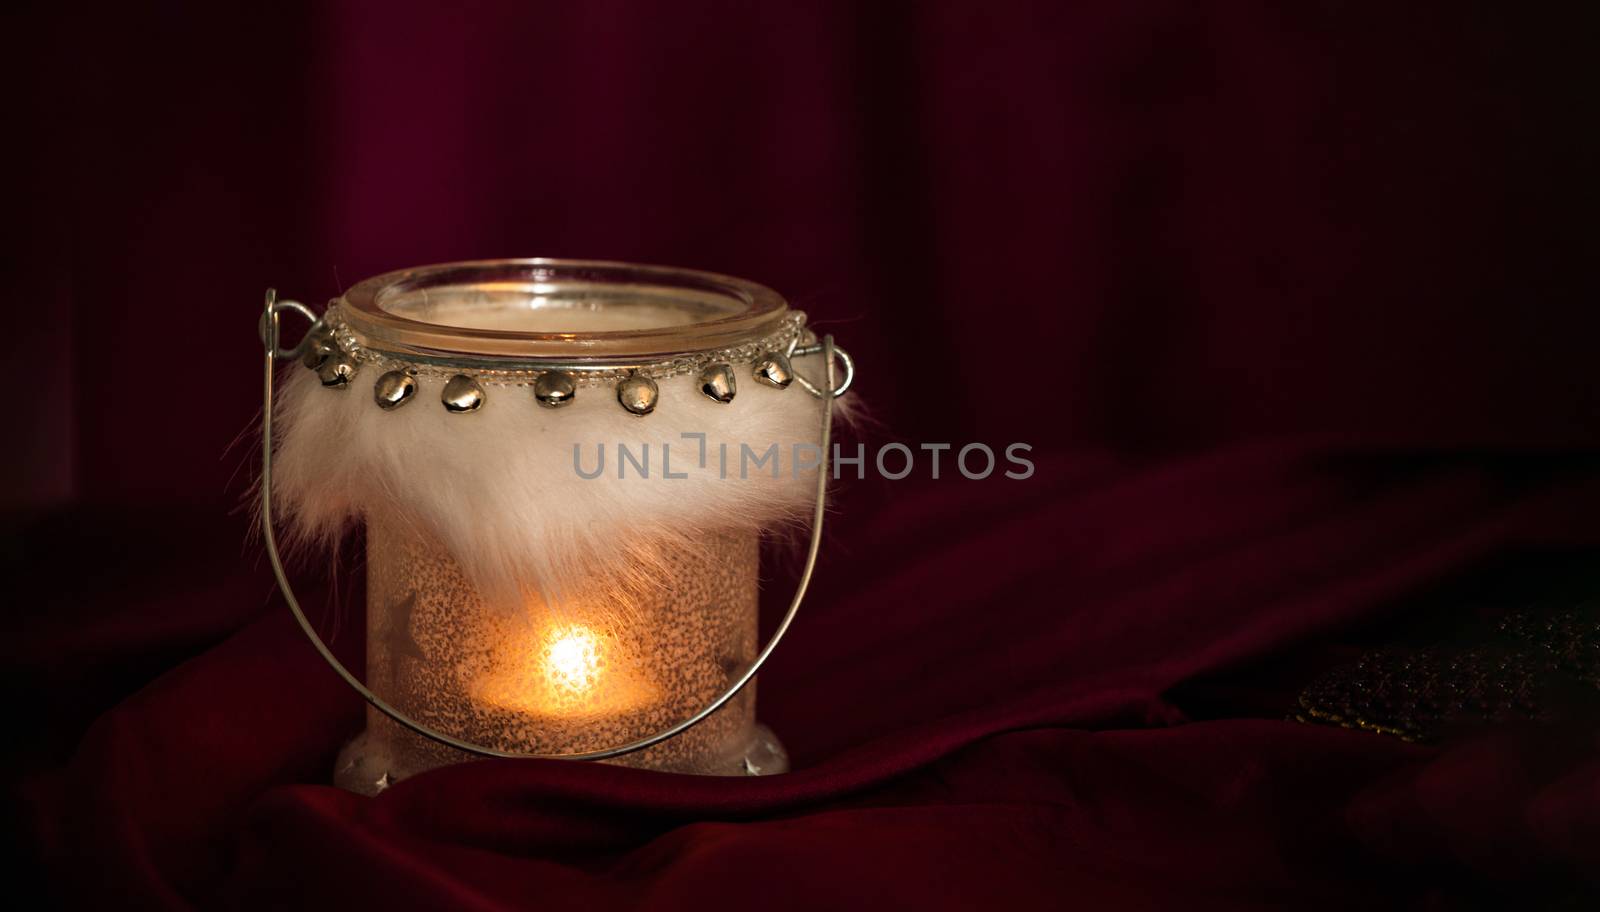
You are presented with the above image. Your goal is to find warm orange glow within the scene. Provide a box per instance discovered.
[543,625,604,696]
[474,621,654,718]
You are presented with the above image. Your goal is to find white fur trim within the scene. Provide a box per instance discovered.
[270,362,841,612]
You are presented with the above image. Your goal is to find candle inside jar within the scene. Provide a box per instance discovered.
[349,508,765,787]
[473,620,656,718]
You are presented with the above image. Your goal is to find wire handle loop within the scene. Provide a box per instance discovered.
[258,289,322,361]
[787,337,854,398]
[259,290,837,760]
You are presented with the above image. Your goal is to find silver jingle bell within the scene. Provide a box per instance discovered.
[698,363,737,404]
[441,374,485,413]
[318,354,357,389]
[616,373,659,416]
[752,351,794,389]
[534,370,577,408]
[373,370,417,410]
[301,324,338,369]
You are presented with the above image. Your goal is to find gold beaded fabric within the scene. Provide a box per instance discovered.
[1294,606,1600,742]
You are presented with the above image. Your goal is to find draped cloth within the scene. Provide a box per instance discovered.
[15,447,1600,907]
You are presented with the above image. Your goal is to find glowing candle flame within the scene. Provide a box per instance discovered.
[474,620,654,717]
[543,625,603,696]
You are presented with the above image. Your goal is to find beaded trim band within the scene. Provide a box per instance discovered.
[277,302,853,416]
[326,304,809,386]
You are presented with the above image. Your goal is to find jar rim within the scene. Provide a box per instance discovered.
[339,258,790,361]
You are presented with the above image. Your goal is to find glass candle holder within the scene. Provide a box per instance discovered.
[340,513,781,791]
[258,260,851,795]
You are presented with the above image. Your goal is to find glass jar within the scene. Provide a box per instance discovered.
[266,259,834,794]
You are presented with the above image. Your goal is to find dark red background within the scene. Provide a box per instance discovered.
[6,2,1599,908]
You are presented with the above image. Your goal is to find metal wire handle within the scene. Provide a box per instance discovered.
[259,289,840,761]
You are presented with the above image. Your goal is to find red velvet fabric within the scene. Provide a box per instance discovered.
[8,2,1600,909]
[13,448,1600,907]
